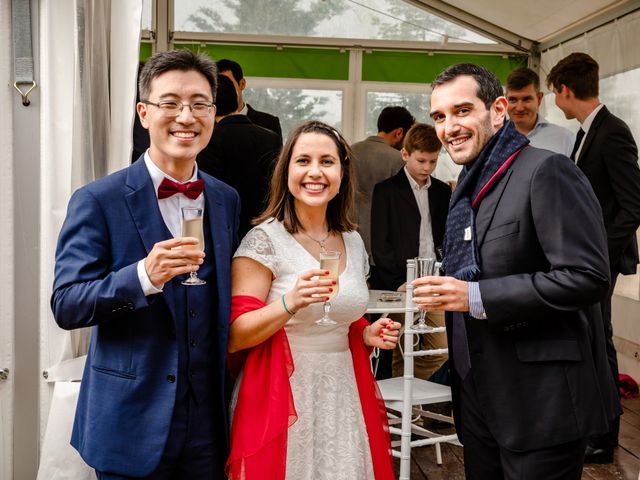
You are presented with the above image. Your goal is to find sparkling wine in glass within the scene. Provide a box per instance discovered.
[316,250,341,326]
[413,257,441,332]
[181,207,206,286]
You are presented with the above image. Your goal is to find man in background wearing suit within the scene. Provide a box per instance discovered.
[351,106,415,261]
[198,74,281,238]
[548,52,640,463]
[52,49,240,479]
[216,58,283,144]
[415,63,619,479]
[371,123,451,380]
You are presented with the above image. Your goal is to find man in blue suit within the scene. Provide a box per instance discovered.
[51,49,240,479]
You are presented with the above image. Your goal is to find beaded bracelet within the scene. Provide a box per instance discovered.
[281,295,295,315]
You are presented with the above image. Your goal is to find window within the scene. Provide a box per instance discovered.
[245,86,343,140]
[148,1,527,146]
[142,0,152,30]
[174,0,495,44]
[365,91,431,137]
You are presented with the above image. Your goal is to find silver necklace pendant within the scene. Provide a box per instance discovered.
[302,230,330,253]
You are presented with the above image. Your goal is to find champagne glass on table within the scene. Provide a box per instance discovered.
[315,250,341,326]
[181,207,206,286]
[413,257,441,332]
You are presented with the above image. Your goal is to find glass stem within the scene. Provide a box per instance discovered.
[323,301,331,319]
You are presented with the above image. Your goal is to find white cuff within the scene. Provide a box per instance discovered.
[137,260,164,296]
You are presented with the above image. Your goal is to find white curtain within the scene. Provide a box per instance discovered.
[0,0,15,477]
[540,10,640,82]
[38,0,143,477]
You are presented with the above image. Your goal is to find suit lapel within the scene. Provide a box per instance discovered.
[201,175,231,298]
[124,160,177,319]
[577,106,608,166]
[124,161,170,252]
[475,169,514,246]
[394,170,421,219]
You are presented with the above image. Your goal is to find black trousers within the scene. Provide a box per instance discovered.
[589,269,621,450]
[460,373,587,480]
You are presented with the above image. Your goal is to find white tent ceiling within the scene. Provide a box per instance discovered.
[410,0,640,52]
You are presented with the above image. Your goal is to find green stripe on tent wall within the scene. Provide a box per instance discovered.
[362,51,528,84]
[175,43,350,80]
[140,42,153,61]
[145,43,528,83]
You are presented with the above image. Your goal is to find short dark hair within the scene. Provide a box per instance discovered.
[215,74,239,116]
[506,67,540,92]
[546,52,599,100]
[403,123,441,154]
[377,106,415,134]
[255,121,356,233]
[431,63,503,110]
[138,49,217,102]
[216,59,244,83]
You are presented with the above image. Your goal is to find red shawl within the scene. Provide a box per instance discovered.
[226,295,394,480]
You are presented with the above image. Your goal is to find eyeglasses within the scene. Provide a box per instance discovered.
[142,100,213,118]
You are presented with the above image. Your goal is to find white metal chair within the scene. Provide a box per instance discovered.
[377,259,459,480]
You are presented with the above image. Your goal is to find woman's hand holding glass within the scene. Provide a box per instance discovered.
[363,318,402,349]
[283,269,337,315]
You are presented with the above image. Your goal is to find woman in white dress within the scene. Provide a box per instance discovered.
[226,121,401,480]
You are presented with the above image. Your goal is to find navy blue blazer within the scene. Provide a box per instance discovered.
[51,158,240,476]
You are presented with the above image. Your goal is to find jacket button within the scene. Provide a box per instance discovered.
[166,374,176,383]
[190,310,196,318]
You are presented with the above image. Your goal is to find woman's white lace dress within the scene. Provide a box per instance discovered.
[234,219,375,480]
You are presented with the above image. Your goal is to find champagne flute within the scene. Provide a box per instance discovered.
[413,257,441,332]
[316,250,341,326]
[181,207,206,286]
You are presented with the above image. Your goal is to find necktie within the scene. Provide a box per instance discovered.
[570,128,585,162]
[157,177,204,200]
[452,312,471,380]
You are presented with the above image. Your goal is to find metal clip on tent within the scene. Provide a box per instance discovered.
[12,0,36,107]
[13,81,37,106]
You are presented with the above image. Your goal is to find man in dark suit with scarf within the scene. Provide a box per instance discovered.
[547,52,640,463]
[413,63,619,479]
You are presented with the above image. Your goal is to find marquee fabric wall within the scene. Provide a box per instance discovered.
[37,1,142,476]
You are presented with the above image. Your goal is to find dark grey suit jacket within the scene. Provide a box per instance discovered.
[576,105,640,274]
[448,145,620,452]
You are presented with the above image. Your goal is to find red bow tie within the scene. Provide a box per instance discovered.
[157,177,204,200]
